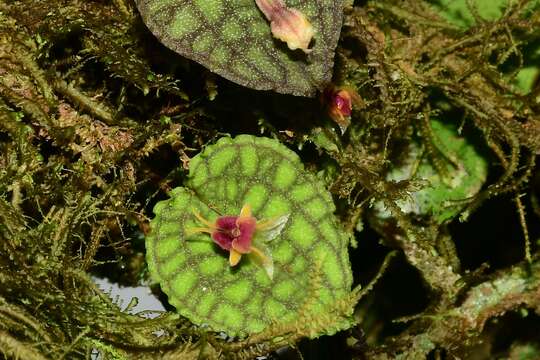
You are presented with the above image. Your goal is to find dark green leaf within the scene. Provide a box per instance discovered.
[136,0,344,96]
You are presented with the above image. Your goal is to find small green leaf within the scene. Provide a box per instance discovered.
[146,135,353,336]
[136,0,344,96]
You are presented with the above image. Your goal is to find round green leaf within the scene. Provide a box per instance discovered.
[135,0,344,96]
[146,135,353,337]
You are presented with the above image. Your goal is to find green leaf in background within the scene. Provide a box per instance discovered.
[136,0,344,97]
[429,0,540,93]
[372,119,488,225]
[428,0,510,28]
[146,135,353,336]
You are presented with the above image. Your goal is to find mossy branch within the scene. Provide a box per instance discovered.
[366,257,540,359]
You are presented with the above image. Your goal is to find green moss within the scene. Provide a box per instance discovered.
[431,0,540,94]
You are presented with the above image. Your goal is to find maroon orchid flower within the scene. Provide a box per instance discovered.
[188,204,289,280]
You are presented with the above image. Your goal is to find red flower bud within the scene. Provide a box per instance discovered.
[322,86,363,133]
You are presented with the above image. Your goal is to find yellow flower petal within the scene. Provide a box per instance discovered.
[229,248,242,266]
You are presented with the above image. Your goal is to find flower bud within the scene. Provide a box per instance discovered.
[255,0,315,53]
[322,86,363,133]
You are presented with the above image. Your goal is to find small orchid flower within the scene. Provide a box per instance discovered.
[255,0,315,53]
[188,204,289,280]
[322,85,363,134]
